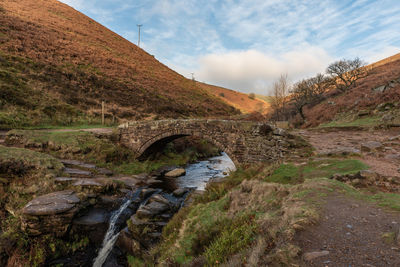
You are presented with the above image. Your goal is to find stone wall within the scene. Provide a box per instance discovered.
[119,119,304,165]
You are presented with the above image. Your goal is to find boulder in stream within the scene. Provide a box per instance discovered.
[165,168,186,178]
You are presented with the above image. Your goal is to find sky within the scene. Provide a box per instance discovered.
[59,0,400,94]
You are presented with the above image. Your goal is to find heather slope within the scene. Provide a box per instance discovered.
[0,0,239,128]
[303,54,400,127]
[198,82,271,114]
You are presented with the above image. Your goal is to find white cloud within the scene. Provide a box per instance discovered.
[57,0,400,95]
[196,46,332,94]
[366,46,400,63]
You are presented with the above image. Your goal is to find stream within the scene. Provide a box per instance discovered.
[92,190,141,267]
[50,153,236,267]
[176,152,236,190]
[92,152,236,266]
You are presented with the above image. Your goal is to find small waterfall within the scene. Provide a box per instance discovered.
[93,190,140,267]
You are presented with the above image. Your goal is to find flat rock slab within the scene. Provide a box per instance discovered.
[136,201,170,219]
[173,188,189,197]
[73,208,108,225]
[304,251,329,261]
[55,177,78,183]
[360,141,383,152]
[23,190,80,216]
[319,147,360,156]
[146,178,163,187]
[133,173,149,180]
[60,159,96,169]
[148,194,171,205]
[113,177,138,189]
[64,167,92,177]
[73,179,103,187]
[97,168,113,176]
[165,168,186,178]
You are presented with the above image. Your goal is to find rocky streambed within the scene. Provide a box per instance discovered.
[20,153,235,266]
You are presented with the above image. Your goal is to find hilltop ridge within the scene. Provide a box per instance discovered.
[0,0,239,128]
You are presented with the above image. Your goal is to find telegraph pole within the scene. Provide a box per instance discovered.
[101,101,105,125]
[137,24,143,47]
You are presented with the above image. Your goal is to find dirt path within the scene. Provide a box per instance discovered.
[295,195,400,266]
[48,128,114,135]
[297,128,400,178]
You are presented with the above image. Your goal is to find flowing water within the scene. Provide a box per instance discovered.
[92,153,235,266]
[176,152,236,190]
[92,190,140,267]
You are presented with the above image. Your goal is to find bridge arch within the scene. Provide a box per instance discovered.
[137,129,237,163]
[119,119,297,165]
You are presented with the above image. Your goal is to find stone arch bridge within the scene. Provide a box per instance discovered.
[119,119,301,165]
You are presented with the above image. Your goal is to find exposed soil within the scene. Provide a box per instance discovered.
[295,195,400,267]
[298,128,400,177]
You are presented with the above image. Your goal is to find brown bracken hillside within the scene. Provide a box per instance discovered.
[0,0,239,128]
[303,53,400,127]
[197,82,271,114]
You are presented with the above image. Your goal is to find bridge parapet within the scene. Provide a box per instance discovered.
[119,119,302,165]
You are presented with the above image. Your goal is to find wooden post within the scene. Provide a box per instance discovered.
[101,101,105,125]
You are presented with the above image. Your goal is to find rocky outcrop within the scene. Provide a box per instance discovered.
[360,141,383,152]
[117,192,183,256]
[21,190,83,236]
[372,76,400,93]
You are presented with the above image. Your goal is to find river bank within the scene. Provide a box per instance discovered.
[0,128,232,266]
[2,126,400,266]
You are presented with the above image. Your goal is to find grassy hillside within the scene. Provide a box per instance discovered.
[198,82,271,114]
[303,54,400,127]
[0,0,239,128]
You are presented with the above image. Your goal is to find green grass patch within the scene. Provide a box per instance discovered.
[204,214,257,264]
[127,255,146,267]
[22,124,115,130]
[6,129,132,165]
[370,193,400,211]
[196,165,274,204]
[0,145,64,174]
[266,163,301,184]
[326,178,400,212]
[265,159,368,184]
[159,196,231,264]
[159,199,256,265]
[319,115,381,128]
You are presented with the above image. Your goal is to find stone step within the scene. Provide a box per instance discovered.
[54,177,78,184]
[63,167,93,177]
[60,159,96,169]
[60,160,113,176]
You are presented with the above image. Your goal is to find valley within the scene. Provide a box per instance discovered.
[0,0,400,266]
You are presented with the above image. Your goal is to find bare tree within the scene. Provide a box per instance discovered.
[291,73,329,120]
[270,74,290,120]
[326,57,368,92]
